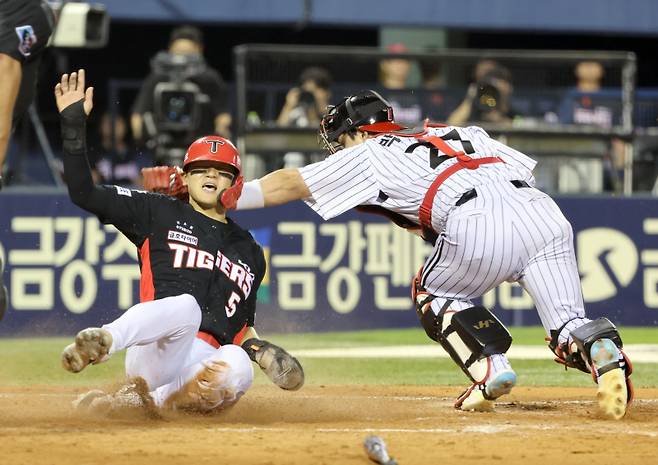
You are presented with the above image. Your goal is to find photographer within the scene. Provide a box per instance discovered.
[277,67,332,128]
[448,60,516,125]
[130,25,231,164]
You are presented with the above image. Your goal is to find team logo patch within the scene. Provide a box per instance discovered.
[206,139,224,153]
[115,186,132,197]
[167,230,198,246]
[15,25,37,57]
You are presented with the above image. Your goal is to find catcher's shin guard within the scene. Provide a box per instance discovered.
[550,318,633,419]
[413,275,514,410]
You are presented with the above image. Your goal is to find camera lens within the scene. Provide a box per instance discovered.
[476,83,500,111]
[299,90,315,106]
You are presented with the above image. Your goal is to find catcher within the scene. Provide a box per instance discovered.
[56,69,303,414]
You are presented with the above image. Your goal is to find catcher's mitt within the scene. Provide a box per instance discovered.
[242,338,304,390]
[141,166,188,201]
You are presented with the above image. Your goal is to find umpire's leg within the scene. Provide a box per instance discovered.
[0,256,7,320]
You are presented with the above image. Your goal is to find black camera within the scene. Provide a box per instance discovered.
[298,90,316,107]
[475,79,501,113]
[148,51,209,164]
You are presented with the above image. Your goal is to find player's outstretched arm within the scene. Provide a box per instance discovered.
[236,168,311,210]
[260,168,311,206]
[241,328,305,391]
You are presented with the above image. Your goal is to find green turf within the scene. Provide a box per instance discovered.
[1,327,656,388]
[266,325,658,349]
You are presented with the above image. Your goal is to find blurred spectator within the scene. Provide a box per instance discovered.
[558,60,624,191]
[378,43,422,125]
[0,0,54,190]
[447,60,516,125]
[276,67,332,169]
[420,57,442,89]
[419,50,450,121]
[92,113,151,187]
[558,61,616,127]
[130,25,231,164]
[277,67,332,128]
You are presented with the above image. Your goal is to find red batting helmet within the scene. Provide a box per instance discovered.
[183,136,241,176]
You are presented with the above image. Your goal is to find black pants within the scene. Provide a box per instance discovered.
[0,0,54,127]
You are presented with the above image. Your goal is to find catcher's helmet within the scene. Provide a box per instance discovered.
[183,136,241,176]
[319,90,406,153]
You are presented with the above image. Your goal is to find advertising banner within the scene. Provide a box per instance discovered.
[0,193,656,336]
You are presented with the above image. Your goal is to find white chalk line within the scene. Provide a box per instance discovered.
[199,425,657,437]
[292,344,658,363]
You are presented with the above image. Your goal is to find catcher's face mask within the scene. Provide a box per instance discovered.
[318,90,405,154]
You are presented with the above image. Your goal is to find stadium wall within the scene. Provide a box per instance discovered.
[0,193,657,336]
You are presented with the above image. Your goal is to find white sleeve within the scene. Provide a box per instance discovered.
[298,145,380,220]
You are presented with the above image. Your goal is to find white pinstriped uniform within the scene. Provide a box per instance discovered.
[299,126,589,351]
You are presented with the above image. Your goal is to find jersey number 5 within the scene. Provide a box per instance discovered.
[225,291,241,317]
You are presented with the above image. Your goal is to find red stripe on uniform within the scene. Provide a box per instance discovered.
[419,157,504,232]
[232,324,249,345]
[139,238,155,302]
[197,330,220,349]
[196,325,249,349]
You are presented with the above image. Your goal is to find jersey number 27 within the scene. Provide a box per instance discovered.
[405,129,475,168]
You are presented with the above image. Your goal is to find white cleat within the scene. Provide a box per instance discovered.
[73,378,156,416]
[72,389,107,410]
[591,339,628,420]
[61,327,113,373]
[455,369,517,412]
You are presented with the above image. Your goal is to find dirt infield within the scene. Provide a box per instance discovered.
[2,384,657,465]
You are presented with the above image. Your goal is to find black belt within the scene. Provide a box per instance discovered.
[456,180,531,207]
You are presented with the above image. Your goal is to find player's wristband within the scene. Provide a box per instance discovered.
[236,179,264,210]
[60,100,87,156]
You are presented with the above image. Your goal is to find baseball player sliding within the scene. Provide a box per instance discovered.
[150,90,633,419]
[55,70,303,414]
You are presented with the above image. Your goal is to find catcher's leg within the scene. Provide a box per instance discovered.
[414,278,515,412]
[517,226,632,420]
[155,342,254,412]
[548,318,633,420]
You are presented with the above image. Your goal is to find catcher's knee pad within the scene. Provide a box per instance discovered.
[419,301,512,383]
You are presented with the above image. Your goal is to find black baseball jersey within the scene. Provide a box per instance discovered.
[62,126,265,344]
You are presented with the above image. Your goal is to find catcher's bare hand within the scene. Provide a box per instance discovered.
[54,69,94,115]
[242,338,304,390]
